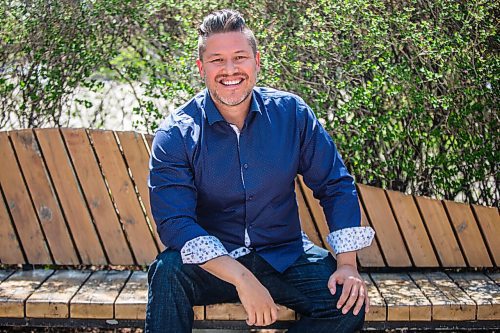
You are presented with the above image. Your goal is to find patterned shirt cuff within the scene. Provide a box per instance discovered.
[326,227,375,254]
[180,235,229,264]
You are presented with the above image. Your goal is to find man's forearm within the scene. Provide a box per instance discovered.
[200,255,255,287]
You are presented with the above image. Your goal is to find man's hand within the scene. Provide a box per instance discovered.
[235,272,278,326]
[201,255,278,327]
[328,252,370,316]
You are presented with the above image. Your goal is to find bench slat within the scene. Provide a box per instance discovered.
[487,273,500,286]
[361,273,386,321]
[472,204,500,266]
[357,205,385,267]
[26,270,91,318]
[71,270,131,319]
[415,196,466,267]
[370,272,431,321]
[297,177,333,253]
[0,132,51,264]
[206,303,295,321]
[358,185,411,267]
[114,271,148,320]
[35,129,106,265]
[10,130,79,265]
[386,190,439,267]
[0,270,53,317]
[449,272,500,320]
[0,271,15,283]
[0,191,24,264]
[62,129,134,265]
[410,272,475,320]
[90,130,158,265]
[444,201,492,267]
[116,131,164,251]
[295,180,323,247]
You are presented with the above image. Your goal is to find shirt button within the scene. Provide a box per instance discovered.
[243,163,248,169]
[248,195,254,201]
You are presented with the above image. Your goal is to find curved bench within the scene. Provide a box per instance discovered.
[0,128,498,330]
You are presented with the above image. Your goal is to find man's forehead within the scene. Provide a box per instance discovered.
[203,32,253,54]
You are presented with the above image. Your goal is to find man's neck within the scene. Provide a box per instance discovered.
[214,98,251,131]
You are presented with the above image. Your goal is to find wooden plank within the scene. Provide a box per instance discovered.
[0,187,24,264]
[0,270,15,283]
[116,131,163,251]
[35,129,106,265]
[297,176,333,253]
[487,273,500,286]
[26,270,91,318]
[361,273,386,321]
[472,204,500,266]
[357,185,412,267]
[10,130,78,265]
[415,196,465,267]
[295,179,323,247]
[386,190,438,267]
[444,201,492,267]
[449,272,500,320]
[0,132,51,264]
[114,271,147,320]
[410,272,475,320]
[90,130,158,264]
[62,129,134,265]
[145,134,154,153]
[205,303,295,321]
[71,270,130,319]
[370,273,431,321]
[357,203,385,268]
[0,270,53,317]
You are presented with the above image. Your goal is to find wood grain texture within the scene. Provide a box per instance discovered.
[205,303,295,321]
[386,190,438,267]
[0,190,24,264]
[449,272,500,320]
[357,203,385,268]
[26,270,91,318]
[410,272,475,320]
[295,179,323,247]
[0,132,51,264]
[116,131,163,251]
[361,273,386,321]
[71,270,130,319]
[358,185,411,267]
[35,128,106,265]
[415,196,465,267]
[472,204,500,266]
[0,270,53,317]
[10,130,78,265]
[114,271,147,320]
[297,176,333,253]
[62,129,134,265]
[444,201,492,267]
[370,273,431,321]
[90,130,158,264]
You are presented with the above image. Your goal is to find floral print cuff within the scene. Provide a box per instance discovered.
[326,226,375,254]
[180,235,228,264]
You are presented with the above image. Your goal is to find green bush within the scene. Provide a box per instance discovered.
[1,0,498,206]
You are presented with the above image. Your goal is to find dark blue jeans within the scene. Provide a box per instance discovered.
[145,245,365,332]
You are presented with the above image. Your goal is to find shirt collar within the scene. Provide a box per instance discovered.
[203,88,262,126]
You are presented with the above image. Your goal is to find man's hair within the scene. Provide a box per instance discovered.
[197,9,257,60]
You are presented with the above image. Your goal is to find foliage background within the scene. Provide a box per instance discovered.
[1,0,498,206]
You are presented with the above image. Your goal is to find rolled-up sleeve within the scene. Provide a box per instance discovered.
[149,128,228,263]
[296,101,374,254]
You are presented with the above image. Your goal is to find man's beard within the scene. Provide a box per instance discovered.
[205,74,253,107]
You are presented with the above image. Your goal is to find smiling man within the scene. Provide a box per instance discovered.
[146,9,375,333]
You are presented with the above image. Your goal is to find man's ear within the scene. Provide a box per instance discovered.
[196,58,204,78]
[255,51,261,73]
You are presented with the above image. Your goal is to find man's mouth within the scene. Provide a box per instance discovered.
[218,77,245,86]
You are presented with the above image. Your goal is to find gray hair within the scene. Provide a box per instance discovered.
[197,9,257,60]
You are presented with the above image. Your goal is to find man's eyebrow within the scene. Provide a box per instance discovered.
[205,50,250,58]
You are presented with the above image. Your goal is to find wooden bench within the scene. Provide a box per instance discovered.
[0,128,498,331]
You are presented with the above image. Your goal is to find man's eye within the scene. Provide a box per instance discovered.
[210,59,222,63]
[235,56,247,61]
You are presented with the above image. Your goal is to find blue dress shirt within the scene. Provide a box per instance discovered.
[149,87,374,272]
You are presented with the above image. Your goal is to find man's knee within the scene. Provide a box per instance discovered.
[148,250,186,286]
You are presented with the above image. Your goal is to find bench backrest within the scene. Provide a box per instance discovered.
[0,129,498,268]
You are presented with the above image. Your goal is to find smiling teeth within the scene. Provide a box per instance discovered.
[222,80,242,86]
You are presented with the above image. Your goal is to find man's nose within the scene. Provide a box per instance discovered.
[223,59,237,74]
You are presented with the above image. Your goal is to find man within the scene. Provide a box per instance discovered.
[147,9,375,333]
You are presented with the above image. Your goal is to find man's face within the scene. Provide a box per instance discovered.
[197,31,260,109]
